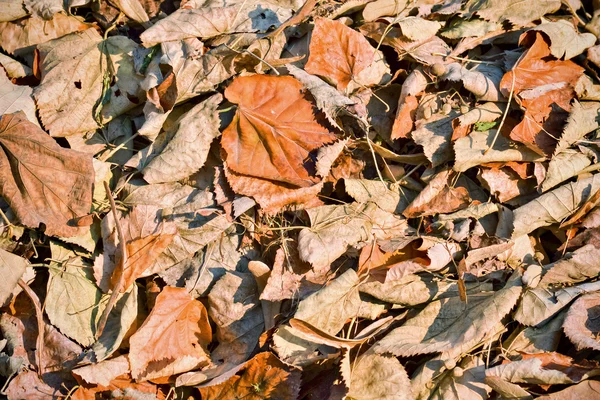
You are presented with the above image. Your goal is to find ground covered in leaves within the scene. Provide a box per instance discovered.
[3,0,600,399]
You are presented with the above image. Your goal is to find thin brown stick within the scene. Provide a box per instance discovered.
[17,278,45,378]
[95,181,128,339]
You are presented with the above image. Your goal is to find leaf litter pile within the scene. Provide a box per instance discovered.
[6,0,600,399]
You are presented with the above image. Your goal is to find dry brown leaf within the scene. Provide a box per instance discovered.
[199,352,301,400]
[403,169,471,218]
[305,17,386,91]
[0,13,91,55]
[221,74,336,187]
[223,165,324,214]
[479,166,534,202]
[0,112,94,237]
[129,286,212,381]
[563,292,600,351]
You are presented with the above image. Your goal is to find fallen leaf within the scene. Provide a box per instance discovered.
[512,174,600,237]
[34,29,144,137]
[142,93,222,183]
[563,292,600,351]
[403,169,471,218]
[537,379,600,399]
[221,74,336,187]
[0,13,91,55]
[462,0,561,26]
[347,349,413,400]
[0,248,28,306]
[522,20,596,60]
[129,286,212,381]
[305,17,388,91]
[0,112,94,237]
[72,355,130,387]
[199,352,301,400]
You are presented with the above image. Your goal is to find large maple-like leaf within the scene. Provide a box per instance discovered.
[129,286,212,381]
[305,17,379,91]
[0,112,94,237]
[221,75,336,187]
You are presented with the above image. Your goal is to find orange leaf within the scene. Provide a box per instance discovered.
[0,112,94,237]
[129,287,212,381]
[305,17,375,91]
[199,352,301,400]
[501,33,583,95]
[391,95,419,140]
[110,232,176,292]
[223,164,324,214]
[221,75,336,187]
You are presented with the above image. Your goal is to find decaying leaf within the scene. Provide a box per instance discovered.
[563,292,600,351]
[129,286,212,381]
[221,75,336,187]
[0,112,94,237]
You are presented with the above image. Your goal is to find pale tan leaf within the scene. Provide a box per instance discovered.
[539,244,600,287]
[0,53,31,78]
[0,0,28,22]
[0,248,28,307]
[347,349,413,400]
[111,0,149,23]
[462,0,561,25]
[523,20,596,60]
[34,29,144,137]
[478,167,533,203]
[344,178,416,214]
[129,286,212,381]
[453,130,546,172]
[372,273,522,357]
[431,356,490,400]
[397,17,440,41]
[537,379,600,399]
[0,13,90,55]
[140,4,292,47]
[0,68,38,124]
[207,271,264,365]
[563,292,600,351]
[441,18,499,39]
[512,174,600,237]
[72,355,130,387]
[143,93,222,183]
[554,101,600,155]
[438,63,504,102]
[294,269,361,335]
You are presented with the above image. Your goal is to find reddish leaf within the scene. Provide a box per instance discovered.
[305,17,376,90]
[0,112,94,237]
[129,286,212,381]
[221,75,336,187]
[199,352,301,400]
[391,95,419,140]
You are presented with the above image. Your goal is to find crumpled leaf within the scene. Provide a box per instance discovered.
[0,69,38,126]
[129,286,212,381]
[403,169,470,218]
[412,111,459,166]
[208,271,264,366]
[199,352,301,400]
[45,253,136,348]
[515,280,600,327]
[0,13,91,55]
[346,349,413,400]
[287,65,354,130]
[140,3,293,47]
[0,248,27,306]
[539,244,600,286]
[522,20,596,60]
[537,379,600,399]
[221,74,336,187]
[462,0,561,26]
[372,272,522,357]
[563,292,600,351]
[142,93,222,183]
[453,130,546,172]
[485,352,600,387]
[541,150,590,192]
[437,62,504,102]
[554,101,600,155]
[512,174,600,237]
[34,29,144,137]
[72,355,130,387]
[0,112,94,237]
[344,178,416,214]
[430,356,490,400]
[306,17,389,91]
